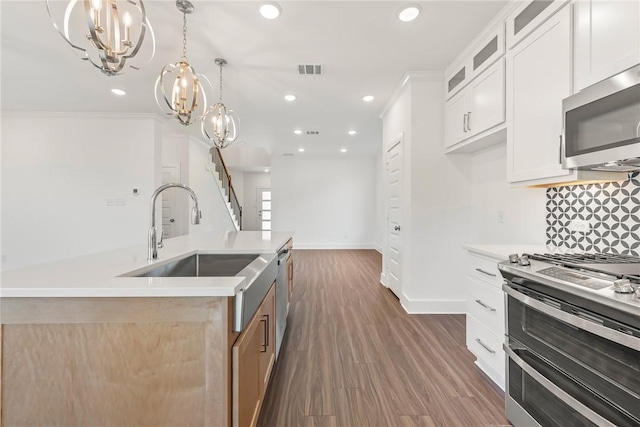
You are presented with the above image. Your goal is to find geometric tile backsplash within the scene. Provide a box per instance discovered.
[546,172,640,255]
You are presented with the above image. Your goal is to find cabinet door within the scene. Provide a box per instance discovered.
[506,0,569,48]
[507,5,573,183]
[232,311,263,427]
[467,58,505,138]
[444,90,470,148]
[259,285,275,396]
[574,0,640,92]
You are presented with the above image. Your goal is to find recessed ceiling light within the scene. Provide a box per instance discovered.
[362,95,374,102]
[264,169,270,173]
[260,2,281,19]
[348,130,357,135]
[294,129,302,135]
[111,88,126,96]
[398,5,421,22]
[340,148,347,153]
[284,94,296,101]
[298,148,305,152]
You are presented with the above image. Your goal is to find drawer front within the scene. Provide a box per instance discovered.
[468,253,503,288]
[466,277,505,334]
[466,315,505,379]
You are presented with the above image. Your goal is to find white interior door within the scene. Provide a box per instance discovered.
[161,165,183,238]
[257,188,272,231]
[385,141,403,298]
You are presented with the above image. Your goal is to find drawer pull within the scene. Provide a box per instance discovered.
[475,299,497,312]
[475,268,497,277]
[475,338,496,354]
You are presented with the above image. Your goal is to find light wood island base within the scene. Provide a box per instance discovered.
[0,296,238,427]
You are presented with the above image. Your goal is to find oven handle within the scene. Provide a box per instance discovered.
[503,284,640,352]
[505,344,617,427]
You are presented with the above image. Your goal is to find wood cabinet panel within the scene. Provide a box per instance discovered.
[232,283,276,427]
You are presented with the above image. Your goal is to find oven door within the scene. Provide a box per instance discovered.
[504,283,640,427]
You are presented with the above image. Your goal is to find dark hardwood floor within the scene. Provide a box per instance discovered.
[258,249,510,427]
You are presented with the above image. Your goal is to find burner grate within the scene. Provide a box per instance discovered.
[530,253,640,264]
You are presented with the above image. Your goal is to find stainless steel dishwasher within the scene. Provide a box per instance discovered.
[275,246,290,359]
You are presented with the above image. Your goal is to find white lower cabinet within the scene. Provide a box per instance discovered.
[465,250,506,390]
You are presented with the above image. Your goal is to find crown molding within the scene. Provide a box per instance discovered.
[0,111,166,122]
[379,70,443,119]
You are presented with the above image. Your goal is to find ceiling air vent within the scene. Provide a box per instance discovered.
[298,64,323,75]
[306,131,320,135]
[283,153,295,157]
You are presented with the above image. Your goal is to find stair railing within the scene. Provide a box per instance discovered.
[211,147,243,230]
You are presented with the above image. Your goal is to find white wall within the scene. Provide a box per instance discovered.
[272,156,377,248]
[1,113,161,270]
[162,133,191,237]
[381,74,472,313]
[469,143,547,244]
[242,172,271,231]
[188,137,236,235]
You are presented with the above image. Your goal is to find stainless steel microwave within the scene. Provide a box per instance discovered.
[562,65,640,172]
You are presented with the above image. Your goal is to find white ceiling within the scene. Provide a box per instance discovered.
[0,0,508,157]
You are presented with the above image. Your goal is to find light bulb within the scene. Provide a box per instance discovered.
[123,11,132,26]
[91,0,103,11]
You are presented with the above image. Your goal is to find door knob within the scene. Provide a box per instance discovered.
[394,225,401,231]
[169,218,175,223]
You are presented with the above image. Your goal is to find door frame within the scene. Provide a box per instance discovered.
[383,133,403,298]
[257,187,272,231]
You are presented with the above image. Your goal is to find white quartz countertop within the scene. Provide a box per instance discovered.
[463,244,573,260]
[1,231,293,298]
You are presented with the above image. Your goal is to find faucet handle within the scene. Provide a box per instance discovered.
[158,229,164,249]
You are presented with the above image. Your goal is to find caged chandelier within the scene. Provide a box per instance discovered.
[46,0,155,76]
[201,58,240,148]
[155,0,211,126]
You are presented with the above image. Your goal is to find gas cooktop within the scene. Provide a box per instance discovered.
[498,252,640,318]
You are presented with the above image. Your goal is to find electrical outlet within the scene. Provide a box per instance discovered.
[569,219,592,233]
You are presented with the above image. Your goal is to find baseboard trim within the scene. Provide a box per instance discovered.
[294,244,377,250]
[399,297,466,314]
[380,273,387,287]
[374,245,383,254]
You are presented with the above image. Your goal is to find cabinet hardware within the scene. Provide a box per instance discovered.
[558,135,563,164]
[394,225,401,231]
[475,268,497,277]
[463,114,468,132]
[467,111,472,130]
[475,338,496,354]
[260,317,268,352]
[475,299,497,312]
[264,314,269,348]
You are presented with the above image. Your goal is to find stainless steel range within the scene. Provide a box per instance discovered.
[499,253,640,427]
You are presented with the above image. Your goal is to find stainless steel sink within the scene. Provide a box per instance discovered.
[133,253,261,277]
[121,252,278,333]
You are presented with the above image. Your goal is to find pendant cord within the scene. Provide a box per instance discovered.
[219,64,223,102]
[181,11,188,61]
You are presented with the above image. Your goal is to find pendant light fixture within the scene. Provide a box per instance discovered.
[155,0,211,126]
[46,0,155,76]
[201,58,240,148]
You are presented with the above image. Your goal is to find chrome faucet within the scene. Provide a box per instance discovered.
[148,183,201,261]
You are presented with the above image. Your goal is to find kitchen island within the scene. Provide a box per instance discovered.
[0,230,293,427]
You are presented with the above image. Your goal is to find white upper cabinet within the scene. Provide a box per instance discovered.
[507,4,574,184]
[445,23,506,101]
[444,23,507,152]
[573,0,640,92]
[506,0,570,49]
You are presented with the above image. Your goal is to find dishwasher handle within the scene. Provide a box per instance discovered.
[277,247,290,262]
